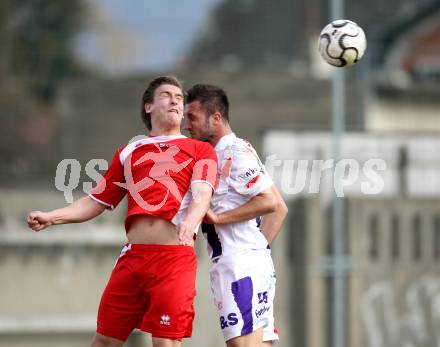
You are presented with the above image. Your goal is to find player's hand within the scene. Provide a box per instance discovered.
[203,209,220,224]
[177,221,195,246]
[27,211,53,232]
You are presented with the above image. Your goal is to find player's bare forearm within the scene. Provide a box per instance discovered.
[27,196,106,232]
[178,182,213,244]
[260,186,288,244]
[211,188,276,225]
[51,196,106,224]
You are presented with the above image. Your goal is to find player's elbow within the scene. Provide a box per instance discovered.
[257,189,278,214]
[276,199,289,219]
[264,194,278,214]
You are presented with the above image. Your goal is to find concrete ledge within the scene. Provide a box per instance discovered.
[0,315,96,335]
[0,222,126,247]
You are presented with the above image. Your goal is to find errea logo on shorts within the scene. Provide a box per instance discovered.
[160,314,171,325]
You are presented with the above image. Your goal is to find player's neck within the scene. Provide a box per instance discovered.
[150,128,181,137]
[211,126,232,147]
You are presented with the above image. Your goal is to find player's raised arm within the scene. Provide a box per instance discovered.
[260,185,288,244]
[203,187,276,225]
[177,182,213,245]
[27,196,106,232]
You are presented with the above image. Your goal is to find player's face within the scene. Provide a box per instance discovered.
[184,101,215,142]
[146,84,184,129]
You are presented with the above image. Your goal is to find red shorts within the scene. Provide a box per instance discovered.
[97,244,197,341]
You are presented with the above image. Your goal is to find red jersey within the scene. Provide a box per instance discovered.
[90,135,218,231]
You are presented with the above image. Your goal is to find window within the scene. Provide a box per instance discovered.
[368,214,379,260]
[433,215,440,259]
[391,214,400,261]
[412,214,422,261]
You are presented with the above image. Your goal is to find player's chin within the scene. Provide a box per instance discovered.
[167,111,183,119]
[165,115,182,126]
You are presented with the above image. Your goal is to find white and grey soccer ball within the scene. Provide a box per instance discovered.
[318,19,367,67]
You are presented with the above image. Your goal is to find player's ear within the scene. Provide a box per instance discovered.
[213,112,223,123]
[144,103,153,113]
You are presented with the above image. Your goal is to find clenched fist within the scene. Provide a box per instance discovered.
[27,211,53,232]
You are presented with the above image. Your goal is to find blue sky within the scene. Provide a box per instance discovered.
[75,0,221,75]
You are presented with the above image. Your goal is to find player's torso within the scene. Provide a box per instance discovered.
[120,136,201,223]
[203,134,268,261]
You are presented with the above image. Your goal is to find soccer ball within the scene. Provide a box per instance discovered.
[318,19,367,67]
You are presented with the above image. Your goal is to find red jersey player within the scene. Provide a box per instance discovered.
[27,76,218,347]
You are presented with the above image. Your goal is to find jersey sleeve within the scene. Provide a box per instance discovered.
[89,148,127,209]
[228,143,273,197]
[191,142,218,192]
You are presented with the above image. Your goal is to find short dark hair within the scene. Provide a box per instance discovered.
[186,84,229,122]
[140,76,183,131]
